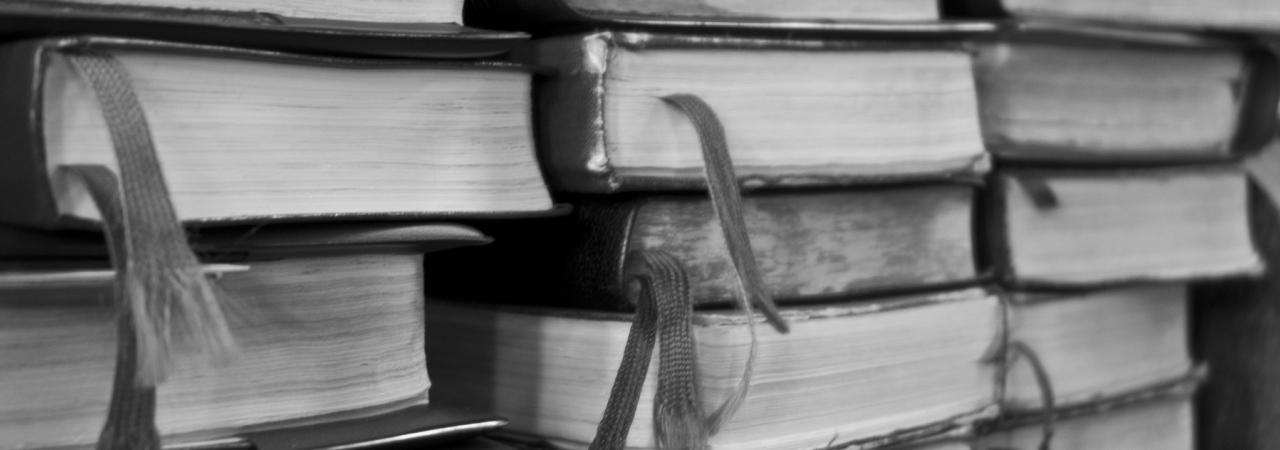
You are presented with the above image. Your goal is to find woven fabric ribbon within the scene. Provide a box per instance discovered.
[589,94,789,449]
[61,166,162,450]
[60,50,238,449]
[659,94,788,333]
[589,251,706,450]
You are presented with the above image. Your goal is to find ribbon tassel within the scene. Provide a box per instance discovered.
[61,49,238,449]
[589,94,786,449]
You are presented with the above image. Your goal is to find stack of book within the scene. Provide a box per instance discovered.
[956,3,1279,449]
[4,0,1277,448]
[0,1,555,448]
[424,1,1004,449]
[420,1,1280,450]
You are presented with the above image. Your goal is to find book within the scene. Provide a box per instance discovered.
[0,223,485,448]
[973,30,1278,162]
[989,166,1262,287]
[957,0,1280,33]
[511,31,989,193]
[975,392,1196,450]
[425,288,1001,450]
[463,0,952,32]
[0,36,554,229]
[1004,285,1193,410]
[423,185,978,309]
[0,0,528,58]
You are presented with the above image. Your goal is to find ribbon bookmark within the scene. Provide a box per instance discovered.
[659,94,788,333]
[62,166,162,450]
[590,251,706,450]
[61,49,238,449]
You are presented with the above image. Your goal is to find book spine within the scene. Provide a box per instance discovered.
[986,173,1017,285]
[421,198,641,311]
[561,199,638,307]
[0,39,59,229]
[1232,46,1280,154]
[512,32,621,193]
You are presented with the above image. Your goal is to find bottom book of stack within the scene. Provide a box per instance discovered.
[0,223,488,448]
[427,288,1001,450]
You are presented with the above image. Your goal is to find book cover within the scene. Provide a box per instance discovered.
[464,0,996,36]
[423,185,979,310]
[0,0,527,58]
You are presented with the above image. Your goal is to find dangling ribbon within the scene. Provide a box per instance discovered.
[1004,341,1056,450]
[60,49,238,449]
[590,251,706,450]
[659,94,788,334]
[61,165,162,450]
[660,94,789,437]
[588,94,789,449]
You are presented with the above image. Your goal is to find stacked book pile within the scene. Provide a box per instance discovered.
[969,18,1272,449]
[0,1,556,448]
[2,0,1279,449]
[419,0,1280,449]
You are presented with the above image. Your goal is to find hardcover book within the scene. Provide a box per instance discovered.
[989,166,1262,287]
[423,185,978,309]
[1004,285,1193,409]
[425,288,1001,450]
[512,31,989,193]
[469,0,940,23]
[0,223,486,448]
[0,36,554,229]
[973,29,1277,162]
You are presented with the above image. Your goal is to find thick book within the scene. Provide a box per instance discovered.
[1004,285,1193,410]
[513,31,989,193]
[0,223,485,448]
[0,36,554,229]
[423,185,978,309]
[463,0,999,35]
[956,0,1280,33]
[973,29,1278,162]
[989,166,1262,287]
[425,288,1001,450]
[0,0,527,58]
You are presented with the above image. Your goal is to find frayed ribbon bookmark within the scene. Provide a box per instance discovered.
[588,94,790,449]
[661,93,787,437]
[589,251,709,450]
[61,49,238,449]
